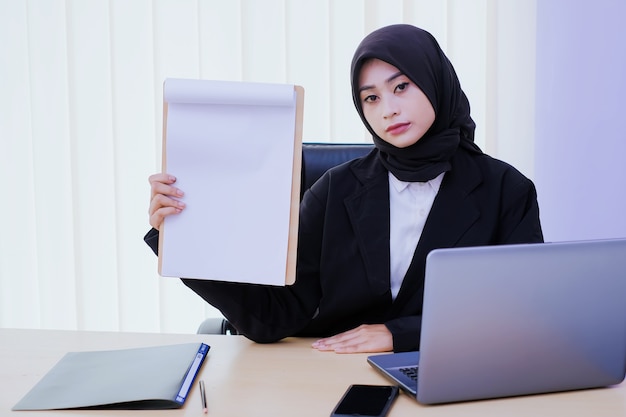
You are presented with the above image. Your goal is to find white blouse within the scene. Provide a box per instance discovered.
[388,172,444,300]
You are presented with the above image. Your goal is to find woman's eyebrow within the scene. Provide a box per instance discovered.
[358,84,374,94]
[386,71,404,84]
[358,71,405,94]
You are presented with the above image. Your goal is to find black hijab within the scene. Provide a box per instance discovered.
[351,24,482,182]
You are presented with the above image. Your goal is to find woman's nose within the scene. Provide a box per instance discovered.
[382,97,400,118]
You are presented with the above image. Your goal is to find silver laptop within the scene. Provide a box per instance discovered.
[368,238,626,404]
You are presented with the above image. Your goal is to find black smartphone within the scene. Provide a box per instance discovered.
[330,384,399,417]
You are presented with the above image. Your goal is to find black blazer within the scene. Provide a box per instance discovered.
[145,147,543,352]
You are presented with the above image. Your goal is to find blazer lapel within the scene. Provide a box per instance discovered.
[344,158,391,296]
[419,161,482,251]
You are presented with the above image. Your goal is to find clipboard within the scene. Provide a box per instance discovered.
[158,78,304,286]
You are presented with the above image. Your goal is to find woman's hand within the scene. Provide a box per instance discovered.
[311,324,393,354]
[148,173,186,229]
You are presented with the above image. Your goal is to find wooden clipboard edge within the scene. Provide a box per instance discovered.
[157,87,169,276]
[284,85,304,285]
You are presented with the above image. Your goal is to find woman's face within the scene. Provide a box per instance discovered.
[358,58,435,148]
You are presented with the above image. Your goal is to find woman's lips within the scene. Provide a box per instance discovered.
[385,122,411,135]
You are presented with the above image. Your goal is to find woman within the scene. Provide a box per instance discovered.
[145,24,543,353]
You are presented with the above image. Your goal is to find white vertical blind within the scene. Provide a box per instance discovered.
[1,1,40,328]
[110,0,162,332]
[0,0,537,333]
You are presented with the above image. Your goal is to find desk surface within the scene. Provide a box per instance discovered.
[2,328,625,417]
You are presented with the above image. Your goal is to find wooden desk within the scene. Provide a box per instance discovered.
[2,329,625,417]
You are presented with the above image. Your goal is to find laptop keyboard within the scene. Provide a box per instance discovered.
[400,366,418,381]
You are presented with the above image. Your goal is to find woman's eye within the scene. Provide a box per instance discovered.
[363,94,378,103]
[395,82,409,92]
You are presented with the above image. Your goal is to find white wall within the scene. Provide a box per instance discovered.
[534,0,626,241]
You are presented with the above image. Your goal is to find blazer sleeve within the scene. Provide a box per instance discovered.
[143,228,321,343]
[385,317,422,352]
[144,228,159,255]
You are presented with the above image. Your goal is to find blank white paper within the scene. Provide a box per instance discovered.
[159,78,301,286]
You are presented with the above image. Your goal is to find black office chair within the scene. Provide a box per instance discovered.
[196,142,374,335]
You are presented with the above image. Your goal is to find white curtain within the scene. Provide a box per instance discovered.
[0,0,536,333]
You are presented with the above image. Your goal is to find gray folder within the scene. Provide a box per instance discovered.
[13,342,209,410]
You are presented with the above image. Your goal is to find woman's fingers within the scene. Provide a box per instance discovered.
[148,173,185,229]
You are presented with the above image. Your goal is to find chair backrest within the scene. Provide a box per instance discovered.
[300,142,374,199]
